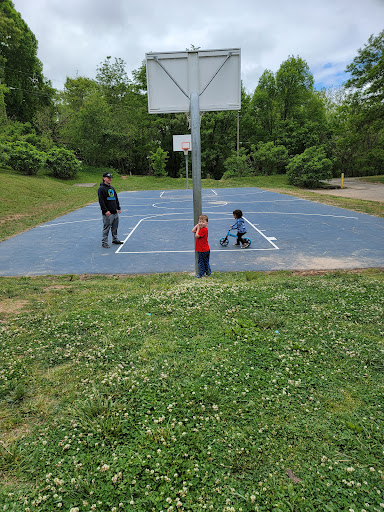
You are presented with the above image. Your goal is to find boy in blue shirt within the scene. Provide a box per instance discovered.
[230,209,249,248]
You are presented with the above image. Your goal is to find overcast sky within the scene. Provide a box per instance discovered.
[11,0,384,94]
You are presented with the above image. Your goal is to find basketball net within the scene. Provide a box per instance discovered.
[181,141,190,156]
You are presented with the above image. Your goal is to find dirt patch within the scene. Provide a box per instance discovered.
[0,213,31,224]
[291,267,384,276]
[0,299,30,315]
[43,285,70,291]
[292,255,367,270]
[0,423,31,444]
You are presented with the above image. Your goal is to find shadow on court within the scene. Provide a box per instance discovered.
[0,187,383,276]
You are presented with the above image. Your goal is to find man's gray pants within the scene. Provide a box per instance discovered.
[102,213,119,243]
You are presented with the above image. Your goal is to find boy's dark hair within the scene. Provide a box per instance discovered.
[233,209,243,218]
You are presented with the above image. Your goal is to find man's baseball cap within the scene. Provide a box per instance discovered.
[103,172,112,178]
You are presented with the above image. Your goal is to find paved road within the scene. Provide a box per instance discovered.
[309,178,384,202]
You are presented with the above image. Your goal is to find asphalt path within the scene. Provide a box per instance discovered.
[0,187,383,276]
[309,177,384,202]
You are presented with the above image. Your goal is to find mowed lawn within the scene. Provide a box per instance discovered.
[0,270,383,511]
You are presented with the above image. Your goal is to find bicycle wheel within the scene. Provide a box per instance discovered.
[220,237,229,246]
[243,238,251,248]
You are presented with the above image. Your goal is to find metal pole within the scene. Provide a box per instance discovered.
[190,91,202,274]
[188,51,202,275]
[185,152,189,189]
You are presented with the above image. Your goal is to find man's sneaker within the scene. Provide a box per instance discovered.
[112,240,124,244]
[102,243,110,248]
[195,274,204,278]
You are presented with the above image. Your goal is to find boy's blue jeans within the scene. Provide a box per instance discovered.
[197,250,211,276]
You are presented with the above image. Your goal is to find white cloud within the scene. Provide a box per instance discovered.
[11,0,384,93]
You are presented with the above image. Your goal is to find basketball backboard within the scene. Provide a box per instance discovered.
[173,134,192,152]
[146,48,241,114]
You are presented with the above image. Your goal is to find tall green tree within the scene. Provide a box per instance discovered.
[0,0,54,122]
[96,56,131,102]
[251,69,277,138]
[275,55,314,121]
[335,30,384,176]
[345,30,384,108]
[250,56,330,161]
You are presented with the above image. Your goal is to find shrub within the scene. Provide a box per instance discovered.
[250,141,289,175]
[222,148,252,179]
[149,147,169,177]
[0,142,10,166]
[45,147,81,180]
[286,146,333,187]
[7,141,44,175]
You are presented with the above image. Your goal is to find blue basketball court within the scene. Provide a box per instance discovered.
[0,187,383,276]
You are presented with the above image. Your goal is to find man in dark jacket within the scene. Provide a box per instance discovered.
[97,172,123,248]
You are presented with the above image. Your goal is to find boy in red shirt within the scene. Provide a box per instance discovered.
[192,214,211,278]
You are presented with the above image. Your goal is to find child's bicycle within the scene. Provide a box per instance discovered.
[219,229,251,248]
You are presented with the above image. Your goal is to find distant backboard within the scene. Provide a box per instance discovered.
[146,48,241,114]
[173,134,192,152]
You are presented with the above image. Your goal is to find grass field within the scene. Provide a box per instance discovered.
[1,165,383,241]
[0,270,383,511]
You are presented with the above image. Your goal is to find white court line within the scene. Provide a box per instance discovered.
[115,212,190,253]
[243,216,279,249]
[116,213,279,253]
[117,248,278,254]
[37,208,357,230]
[153,200,228,210]
[38,218,100,227]
[245,211,358,219]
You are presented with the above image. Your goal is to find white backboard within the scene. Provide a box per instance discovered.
[146,48,241,114]
[173,134,192,152]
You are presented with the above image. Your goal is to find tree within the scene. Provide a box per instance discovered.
[71,91,111,166]
[251,69,277,137]
[0,0,54,122]
[345,30,384,107]
[96,56,131,102]
[335,30,384,176]
[0,83,7,126]
[250,141,288,175]
[275,56,314,121]
[149,147,168,176]
[222,148,251,179]
[61,77,98,112]
[249,56,329,160]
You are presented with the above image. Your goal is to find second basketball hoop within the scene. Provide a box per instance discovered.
[181,141,191,155]
[173,135,192,190]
